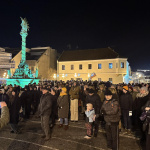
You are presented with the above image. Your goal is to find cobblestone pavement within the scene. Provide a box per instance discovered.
[0,116,142,150]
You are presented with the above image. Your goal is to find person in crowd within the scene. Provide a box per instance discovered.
[50,88,58,128]
[132,86,140,101]
[101,90,121,150]
[57,87,69,130]
[141,99,150,150]
[109,86,119,101]
[33,87,40,114]
[69,81,80,122]
[120,86,133,135]
[133,86,150,139]
[84,103,95,139]
[0,89,9,106]
[38,87,52,141]
[86,88,102,137]
[0,101,10,130]
[9,89,21,134]
[97,84,105,102]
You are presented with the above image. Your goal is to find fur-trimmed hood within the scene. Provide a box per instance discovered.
[136,91,149,98]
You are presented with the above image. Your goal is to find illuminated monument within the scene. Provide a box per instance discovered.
[6,18,40,87]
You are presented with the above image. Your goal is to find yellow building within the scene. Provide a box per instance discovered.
[57,48,131,84]
[10,47,57,80]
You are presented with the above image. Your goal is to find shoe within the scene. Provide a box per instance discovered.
[127,129,132,135]
[64,125,69,130]
[10,130,14,133]
[41,135,46,138]
[74,121,78,122]
[44,137,50,141]
[84,135,91,139]
[58,124,63,128]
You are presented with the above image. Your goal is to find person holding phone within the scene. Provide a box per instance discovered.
[0,102,10,129]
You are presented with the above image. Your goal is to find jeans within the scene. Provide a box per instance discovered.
[60,118,68,125]
[10,124,18,132]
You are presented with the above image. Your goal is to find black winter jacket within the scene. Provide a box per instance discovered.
[120,92,133,110]
[86,93,102,115]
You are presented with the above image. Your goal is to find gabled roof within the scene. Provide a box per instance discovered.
[58,47,126,62]
[4,47,21,58]
[26,48,47,60]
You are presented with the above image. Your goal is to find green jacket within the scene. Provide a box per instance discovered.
[69,86,80,99]
[0,106,10,130]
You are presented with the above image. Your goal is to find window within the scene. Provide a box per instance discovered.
[121,62,124,68]
[62,65,65,70]
[109,63,113,69]
[109,78,112,83]
[79,64,82,70]
[71,65,74,70]
[98,64,102,69]
[88,64,92,69]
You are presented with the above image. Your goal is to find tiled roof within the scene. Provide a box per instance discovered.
[58,47,126,61]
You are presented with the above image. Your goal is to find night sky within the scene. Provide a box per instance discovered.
[0,0,150,71]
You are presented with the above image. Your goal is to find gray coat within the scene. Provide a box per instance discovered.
[57,95,69,118]
[38,92,52,116]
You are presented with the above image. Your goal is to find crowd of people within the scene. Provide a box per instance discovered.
[0,80,150,150]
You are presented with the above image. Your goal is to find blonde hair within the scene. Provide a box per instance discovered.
[86,103,93,110]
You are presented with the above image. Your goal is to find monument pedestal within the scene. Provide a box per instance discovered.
[7,79,40,88]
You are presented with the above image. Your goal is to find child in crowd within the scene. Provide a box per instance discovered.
[84,103,95,139]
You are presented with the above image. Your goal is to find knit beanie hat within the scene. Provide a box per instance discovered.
[123,86,129,91]
[88,88,95,94]
[104,90,113,96]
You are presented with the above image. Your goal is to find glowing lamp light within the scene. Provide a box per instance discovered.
[88,73,90,77]
[62,74,65,78]
[53,74,56,79]
[74,73,77,77]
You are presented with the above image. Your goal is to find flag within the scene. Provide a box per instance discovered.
[90,72,96,79]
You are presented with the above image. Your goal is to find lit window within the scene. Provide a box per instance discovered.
[98,64,102,69]
[88,64,92,69]
[109,63,113,69]
[71,65,74,70]
[62,65,65,70]
[121,62,124,68]
[79,64,82,70]
[109,78,112,83]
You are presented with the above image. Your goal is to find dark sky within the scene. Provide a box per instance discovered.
[0,0,150,71]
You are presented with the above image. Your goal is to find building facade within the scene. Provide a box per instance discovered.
[10,47,57,80]
[57,48,131,84]
[0,47,15,83]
